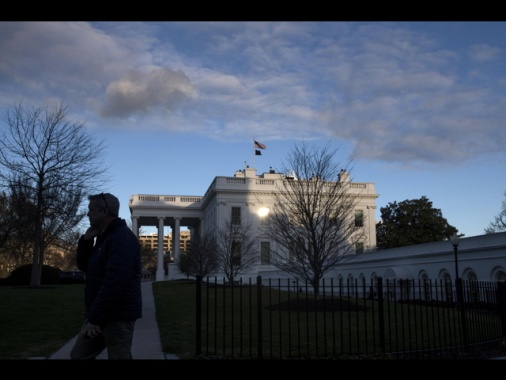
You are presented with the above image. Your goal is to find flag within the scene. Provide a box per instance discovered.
[254,140,266,149]
[255,150,262,156]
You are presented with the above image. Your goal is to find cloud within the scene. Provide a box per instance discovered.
[1,21,505,167]
[0,21,154,107]
[99,68,197,118]
[468,44,502,63]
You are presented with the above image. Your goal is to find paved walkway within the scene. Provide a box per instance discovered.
[48,281,174,360]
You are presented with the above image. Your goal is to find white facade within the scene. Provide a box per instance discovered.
[129,166,378,281]
[330,231,506,284]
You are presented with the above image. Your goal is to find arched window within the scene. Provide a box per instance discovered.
[465,272,479,303]
[359,274,367,298]
[419,272,431,301]
[495,270,506,282]
[370,272,378,300]
[442,272,453,303]
[347,274,355,297]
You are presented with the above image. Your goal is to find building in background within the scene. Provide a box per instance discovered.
[138,230,191,258]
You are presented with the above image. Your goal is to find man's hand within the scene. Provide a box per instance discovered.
[81,321,102,338]
[83,226,100,241]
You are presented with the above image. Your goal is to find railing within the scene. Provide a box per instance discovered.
[131,194,202,205]
[195,276,506,359]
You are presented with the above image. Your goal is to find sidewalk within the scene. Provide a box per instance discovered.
[48,281,174,360]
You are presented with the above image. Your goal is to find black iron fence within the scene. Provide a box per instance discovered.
[195,276,506,359]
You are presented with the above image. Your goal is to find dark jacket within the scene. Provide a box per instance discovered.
[76,218,142,327]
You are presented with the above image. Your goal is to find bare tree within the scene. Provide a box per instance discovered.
[0,180,35,250]
[0,178,87,275]
[46,229,83,270]
[215,221,258,284]
[0,101,108,287]
[0,178,39,275]
[485,191,506,234]
[140,246,157,277]
[0,227,33,274]
[263,141,366,296]
[180,232,219,279]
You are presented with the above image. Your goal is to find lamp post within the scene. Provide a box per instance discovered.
[450,232,468,351]
[449,233,461,308]
[450,233,460,281]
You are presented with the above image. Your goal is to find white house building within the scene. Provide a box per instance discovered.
[129,166,506,284]
[129,166,378,281]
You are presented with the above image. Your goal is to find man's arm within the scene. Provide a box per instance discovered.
[76,229,96,272]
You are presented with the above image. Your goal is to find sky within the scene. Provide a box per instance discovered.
[0,21,505,238]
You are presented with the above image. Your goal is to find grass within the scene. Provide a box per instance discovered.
[0,284,84,359]
[0,280,198,360]
[154,279,506,359]
[153,280,197,358]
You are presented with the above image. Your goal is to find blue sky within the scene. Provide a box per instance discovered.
[1,21,505,238]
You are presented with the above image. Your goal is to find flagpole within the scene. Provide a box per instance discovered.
[252,139,256,168]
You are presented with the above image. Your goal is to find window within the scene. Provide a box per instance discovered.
[288,241,303,262]
[355,210,364,228]
[289,211,303,227]
[232,241,241,265]
[231,207,241,225]
[442,273,453,303]
[355,242,364,254]
[420,273,431,301]
[467,272,480,303]
[497,271,506,282]
[347,274,355,296]
[260,242,271,265]
[258,207,269,227]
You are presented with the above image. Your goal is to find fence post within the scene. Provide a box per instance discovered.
[196,275,202,356]
[497,281,506,338]
[256,275,263,359]
[377,276,385,354]
[456,278,469,352]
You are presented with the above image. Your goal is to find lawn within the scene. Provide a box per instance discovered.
[0,284,84,359]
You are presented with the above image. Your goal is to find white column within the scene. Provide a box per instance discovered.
[156,217,165,281]
[131,217,138,237]
[188,219,202,243]
[174,217,181,263]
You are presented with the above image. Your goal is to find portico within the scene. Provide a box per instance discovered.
[129,195,203,280]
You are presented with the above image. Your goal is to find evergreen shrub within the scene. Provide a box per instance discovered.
[7,264,61,286]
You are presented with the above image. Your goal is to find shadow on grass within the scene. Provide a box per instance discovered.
[266,298,368,312]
